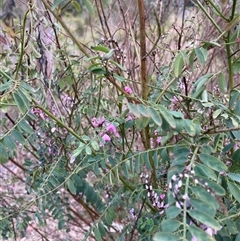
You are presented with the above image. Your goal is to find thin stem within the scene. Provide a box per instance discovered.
[226,0,237,91]
[14,10,29,78]
[226,40,233,92]
[206,0,229,21]
[204,126,240,134]
[99,0,112,39]
[195,0,223,34]
[32,99,85,143]
[155,76,178,103]
[231,0,237,21]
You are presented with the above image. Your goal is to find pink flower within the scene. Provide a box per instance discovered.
[220,171,226,176]
[31,108,45,120]
[92,116,105,127]
[226,160,232,166]
[156,136,162,144]
[51,127,56,133]
[160,194,165,200]
[191,224,219,241]
[234,143,239,151]
[102,134,111,143]
[70,156,75,163]
[106,123,117,135]
[205,227,217,236]
[126,115,133,121]
[124,86,133,95]
[172,96,178,104]
[92,117,99,127]
[191,236,198,241]
[98,116,105,126]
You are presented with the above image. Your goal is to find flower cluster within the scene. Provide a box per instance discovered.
[170,95,181,110]
[140,173,167,214]
[150,130,162,148]
[104,185,112,199]
[124,86,133,95]
[168,169,215,201]
[168,169,221,239]
[31,107,46,120]
[191,224,217,241]
[129,208,136,219]
[92,116,105,128]
[61,93,74,111]
[91,116,120,145]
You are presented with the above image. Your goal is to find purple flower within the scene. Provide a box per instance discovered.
[102,134,111,143]
[220,171,226,176]
[156,136,162,144]
[191,236,198,241]
[191,224,219,241]
[70,156,75,164]
[51,127,56,133]
[61,93,74,108]
[124,86,133,94]
[98,116,105,126]
[91,117,99,127]
[126,115,133,121]
[129,208,136,219]
[31,108,46,120]
[106,123,117,134]
[226,160,232,166]
[160,194,165,200]
[205,227,217,236]
[92,116,105,127]
[234,143,239,151]
[172,96,178,104]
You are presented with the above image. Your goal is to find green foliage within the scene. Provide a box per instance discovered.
[1,0,240,240]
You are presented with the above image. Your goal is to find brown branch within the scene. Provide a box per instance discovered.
[204,126,240,134]
[137,0,157,188]
[9,157,26,171]
[137,0,147,101]
[129,198,146,241]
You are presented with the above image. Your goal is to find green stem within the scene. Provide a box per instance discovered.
[219,212,240,222]
[206,0,229,21]
[155,76,177,103]
[14,10,29,79]
[196,0,223,34]
[32,99,85,143]
[231,0,237,21]
[205,126,240,134]
[226,32,234,92]
[226,0,237,92]
[0,69,12,79]
[225,0,237,93]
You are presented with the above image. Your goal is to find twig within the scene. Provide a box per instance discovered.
[129,198,146,241]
